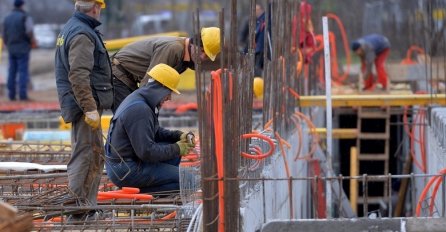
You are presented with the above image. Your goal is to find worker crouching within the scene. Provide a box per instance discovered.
[105,64,194,193]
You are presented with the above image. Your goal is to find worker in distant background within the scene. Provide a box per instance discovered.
[351,34,391,91]
[55,0,112,219]
[105,64,195,193]
[110,27,221,113]
[2,0,36,101]
[239,3,267,77]
[292,0,316,63]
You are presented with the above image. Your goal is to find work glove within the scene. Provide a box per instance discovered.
[176,141,194,156]
[180,131,196,146]
[84,110,100,129]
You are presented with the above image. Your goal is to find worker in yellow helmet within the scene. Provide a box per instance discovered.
[253,77,264,98]
[111,27,221,113]
[105,63,195,194]
[55,0,111,220]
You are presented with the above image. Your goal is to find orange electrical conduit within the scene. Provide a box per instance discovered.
[211,69,225,232]
[313,13,351,86]
[416,168,446,217]
[401,45,425,65]
[403,105,427,173]
[241,133,276,160]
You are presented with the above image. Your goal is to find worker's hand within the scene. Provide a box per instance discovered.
[84,110,100,129]
[176,141,194,156]
[180,131,195,146]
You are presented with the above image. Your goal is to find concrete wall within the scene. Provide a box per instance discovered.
[240,131,311,232]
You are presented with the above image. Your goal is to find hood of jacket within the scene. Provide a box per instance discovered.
[134,80,172,111]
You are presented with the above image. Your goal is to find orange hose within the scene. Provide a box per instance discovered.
[161,211,177,220]
[241,133,276,160]
[211,70,225,232]
[175,103,198,114]
[429,176,443,216]
[293,112,319,161]
[416,175,441,216]
[325,13,351,83]
[264,118,274,130]
[296,49,303,75]
[288,87,300,99]
[401,45,425,65]
[290,115,303,160]
[97,192,153,200]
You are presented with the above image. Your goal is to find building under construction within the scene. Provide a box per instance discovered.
[0,0,446,231]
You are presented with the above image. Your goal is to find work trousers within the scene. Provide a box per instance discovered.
[106,156,181,193]
[111,76,133,113]
[363,48,390,90]
[7,52,30,100]
[68,113,104,206]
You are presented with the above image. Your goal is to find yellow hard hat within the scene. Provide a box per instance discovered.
[253,77,264,98]
[75,0,106,9]
[201,27,221,61]
[148,64,181,94]
[96,0,106,9]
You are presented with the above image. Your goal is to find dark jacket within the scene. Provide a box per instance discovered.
[113,37,188,90]
[55,12,113,123]
[106,81,182,163]
[3,8,31,55]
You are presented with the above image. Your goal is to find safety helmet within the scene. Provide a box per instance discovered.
[201,27,221,61]
[253,77,264,98]
[96,0,106,8]
[148,64,181,94]
[75,0,106,9]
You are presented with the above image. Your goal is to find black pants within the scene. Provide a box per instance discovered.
[112,76,133,113]
[254,52,264,77]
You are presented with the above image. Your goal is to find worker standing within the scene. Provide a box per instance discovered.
[54,0,112,220]
[351,34,391,91]
[105,64,194,193]
[111,27,221,113]
[293,0,316,63]
[2,0,36,101]
[239,4,267,77]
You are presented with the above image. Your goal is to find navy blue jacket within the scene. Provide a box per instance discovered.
[3,8,31,55]
[106,81,182,163]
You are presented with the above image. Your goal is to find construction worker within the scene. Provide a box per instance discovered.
[54,0,112,219]
[351,34,391,91]
[2,0,36,101]
[293,0,316,63]
[105,64,195,193]
[239,4,267,76]
[111,27,221,113]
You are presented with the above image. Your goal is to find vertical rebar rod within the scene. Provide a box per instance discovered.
[388,174,392,217]
[363,174,368,217]
[411,173,416,216]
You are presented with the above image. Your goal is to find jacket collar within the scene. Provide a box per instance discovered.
[74,11,101,29]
